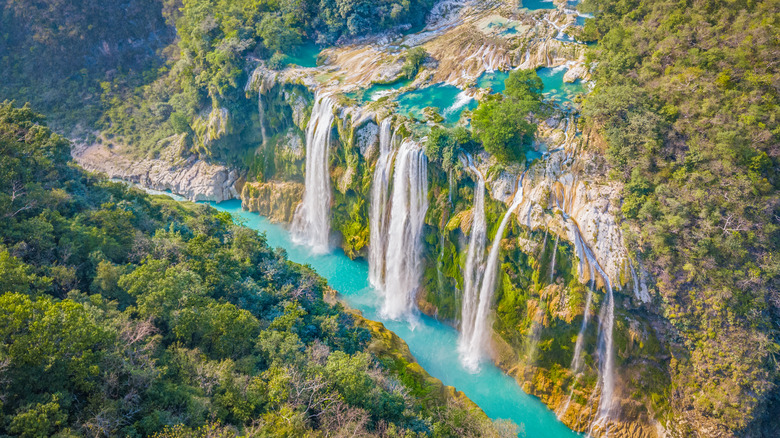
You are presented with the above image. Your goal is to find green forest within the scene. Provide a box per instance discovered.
[0,102,514,437]
[580,0,779,432]
[1,0,779,436]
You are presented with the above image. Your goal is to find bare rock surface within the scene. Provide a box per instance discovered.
[72,135,240,202]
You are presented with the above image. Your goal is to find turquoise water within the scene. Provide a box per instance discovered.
[203,199,581,438]
[477,70,511,94]
[575,15,588,26]
[395,83,478,125]
[520,0,556,11]
[347,78,413,103]
[382,67,586,124]
[287,43,322,68]
[537,67,586,105]
[476,69,586,105]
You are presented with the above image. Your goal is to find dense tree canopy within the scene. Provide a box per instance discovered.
[581,0,780,434]
[0,102,513,437]
[471,69,544,164]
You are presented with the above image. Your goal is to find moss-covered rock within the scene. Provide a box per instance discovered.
[240,180,304,223]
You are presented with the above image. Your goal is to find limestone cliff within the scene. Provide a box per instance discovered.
[72,134,240,202]
[240,180,304,223]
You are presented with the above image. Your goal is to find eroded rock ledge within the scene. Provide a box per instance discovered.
[72,135,240,202]
[239,180,305,223]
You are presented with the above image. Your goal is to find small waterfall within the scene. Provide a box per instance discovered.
[460,172,526,371]
[381,139,429,320]
[291,94,335,253]
[592,275,616,431]
[368,119,395,287]
[458,155,488,361]
[552,218,616,430]
[557,283,593,420]
[549,235,559,283]
[257,90,268,146]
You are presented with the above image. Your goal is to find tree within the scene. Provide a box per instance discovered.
[0,250,51,295]
[119,259,206,324]
[471,69,542,164]
[258,13,302,55]
[402,47,428,79]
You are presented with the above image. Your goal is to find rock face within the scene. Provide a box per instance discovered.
[240,180,304,223]
[477,120,650,302]
[72,135,240,202]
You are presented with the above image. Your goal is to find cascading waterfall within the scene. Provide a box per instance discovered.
[460,172,526,371]
[591,273,616,433]
[291,94,335,253]
[368,119,395,287]
[552,217,616,431]
[557,284,594,419]
[457,155,488,362]
[380,139,429,320]
[549,235,559,283]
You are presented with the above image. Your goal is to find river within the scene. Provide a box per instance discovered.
[199,199,582,438]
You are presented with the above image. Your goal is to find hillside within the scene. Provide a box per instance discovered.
[0,102,512,437]
[1,0,778,436]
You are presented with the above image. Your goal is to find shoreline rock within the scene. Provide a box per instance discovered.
[71,136,240,202]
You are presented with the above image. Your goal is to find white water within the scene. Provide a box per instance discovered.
[570,219,616,432]
[444,90,475,116]
[550,235,559,283]
[458,155,488,362]
[592,272,616,431]
[368,119,395,287]
[291,94,335,253]
[381,139,429,320]
[557,282,593,419]
[460,172,526,371]
[553,212,617,430]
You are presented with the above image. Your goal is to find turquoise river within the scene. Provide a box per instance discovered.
[191,198,583,438]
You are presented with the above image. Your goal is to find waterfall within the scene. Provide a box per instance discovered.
[592,274,616,430]
[460,172,525,371]
[552,218,616,429]
[557,283,593,420]
[549,235,559,283]
[257,90,268,146]
[291,94,335,253]
[368,119,395,288]
[381,139,429,320]
[458,155,488,361]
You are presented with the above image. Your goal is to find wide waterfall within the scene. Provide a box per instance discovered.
[458,155,488,362]
[460,172,525,371]
[380,139,429,320]
[291,94,335,253]
[368,119,395,287]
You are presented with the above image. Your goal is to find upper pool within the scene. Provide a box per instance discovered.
[346,78,414,103]
[394,83,478,125]
[287,42,322,68]
[476,68,587,106]
[520,0,557,11]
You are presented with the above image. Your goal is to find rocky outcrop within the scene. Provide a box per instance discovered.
[239,180,304,223]
[72,135,240,202]
[473,118,650,302]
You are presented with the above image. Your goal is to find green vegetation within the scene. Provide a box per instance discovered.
[0,102,514,437]
[581,0,780,433]
[0,0,437,165]
[0,0,173,131]
[471,70,543,164]
[402,48,429,79]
